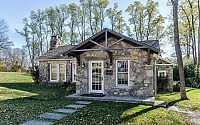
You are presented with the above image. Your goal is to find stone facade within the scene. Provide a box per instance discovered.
[38,31,173,97]
[75,37,156,97]
[156,64,173,92]
[39,60,74,84]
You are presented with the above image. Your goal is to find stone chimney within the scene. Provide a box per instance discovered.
[50,35,62,50]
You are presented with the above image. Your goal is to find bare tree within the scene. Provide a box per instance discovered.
[171,0,188,100]
[0,19,12,50]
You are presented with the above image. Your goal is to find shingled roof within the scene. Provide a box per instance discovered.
[38,45,75,60]
[65,28,160,56]
[38,28,160,60]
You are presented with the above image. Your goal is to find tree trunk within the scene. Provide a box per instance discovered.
[197,0,200,78]
[171,0,188,100]
[188,0,197,65]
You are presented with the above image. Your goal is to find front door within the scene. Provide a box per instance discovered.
[89,61,104,93]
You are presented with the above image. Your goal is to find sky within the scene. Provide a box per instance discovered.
[0,0,171,54]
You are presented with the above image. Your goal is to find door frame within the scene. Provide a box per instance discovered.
[89,60,104,94]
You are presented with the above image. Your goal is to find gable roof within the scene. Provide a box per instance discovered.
[156,56,173,64]
[38,28,160,60]
[38,45,75,60]
[66,28,160,56]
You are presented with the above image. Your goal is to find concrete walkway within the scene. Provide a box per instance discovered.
[168,106,200,125]
[20,101,92,125]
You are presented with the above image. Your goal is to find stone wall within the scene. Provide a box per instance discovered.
[39,61,49,84]
[76,37,156,97]
[39,60,74,84]
[156,64,173,92]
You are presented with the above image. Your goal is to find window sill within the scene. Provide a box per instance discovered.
[114,85,131,89]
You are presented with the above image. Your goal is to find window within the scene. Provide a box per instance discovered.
[72,63,77,82]
[158,70,167,78]
[59,64,66,81]
[116,60,129,86]
[50,64,59,81]
[50,63,66,82]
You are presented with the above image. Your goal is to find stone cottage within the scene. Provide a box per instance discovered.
[38,28,173,97]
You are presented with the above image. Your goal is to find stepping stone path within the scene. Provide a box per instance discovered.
[20,120,54,125]
[75,101,92,105]
[38,113,66,120]
[54,108,77,114]
[20,101,92,125]
[65,104,86,109]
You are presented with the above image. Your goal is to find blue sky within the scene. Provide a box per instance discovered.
[0,0,170,49]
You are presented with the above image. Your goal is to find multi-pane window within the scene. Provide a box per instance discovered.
[72,63,77,82]
[59,64,66,81]
[116,60,129,86]
[158,70,167,78]
[50,63,66,82]
[50,64,58,81]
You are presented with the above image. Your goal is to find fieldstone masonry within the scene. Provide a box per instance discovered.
[39,60,73,84]
[156,64,173,92]
[39,36,173,97]
[75,37,156,97]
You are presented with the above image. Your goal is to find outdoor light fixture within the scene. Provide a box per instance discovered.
[81,62,85,68]
[105,62,109,68]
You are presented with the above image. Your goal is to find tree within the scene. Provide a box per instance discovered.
[171,0,188,100]
[68,3,80,45]
[0,19,12,50]
[126,0,165,41]
[145,0,159,41]
[197,0,200,79]
[106,3,118,31]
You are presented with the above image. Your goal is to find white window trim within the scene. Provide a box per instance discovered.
[50,64,59,82]
[50,63,66,82]
[116,60,130,87]
[158,70,167,77]
[72,63,77,82]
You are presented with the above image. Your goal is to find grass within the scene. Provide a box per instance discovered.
[0,72,33,83]
[156,87,200,110]
[57,102,186,125]
[0,72,188,125]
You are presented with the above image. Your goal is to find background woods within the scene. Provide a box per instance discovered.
[16,0,166,67]
[1,0,200,89]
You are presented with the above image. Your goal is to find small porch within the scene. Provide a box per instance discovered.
[67,93,166,107]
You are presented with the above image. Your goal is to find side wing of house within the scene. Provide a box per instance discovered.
[38,43,77,84]
[156,57,173,93]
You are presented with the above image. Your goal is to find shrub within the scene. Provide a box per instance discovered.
[173,62,198,87]
[65,82,76,93]
[11,64,23,72]
[30,66,39,84]
[173,65,179,81]
[173,81,180,92]
[191,79,200,88]
[157,76,169,93]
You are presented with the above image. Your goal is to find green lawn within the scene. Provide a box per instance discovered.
[156,87,200,111]
[0,72,188,125]
[0,72,33,83]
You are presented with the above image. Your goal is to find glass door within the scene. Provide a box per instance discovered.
[89,61,103,93]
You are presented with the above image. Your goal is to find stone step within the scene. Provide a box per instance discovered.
[154,101,167,108]
[64,104,86,109]
[38,112,66,120]
[53,108,77,114]
[75,101,92,105]
[20,120,54,125]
